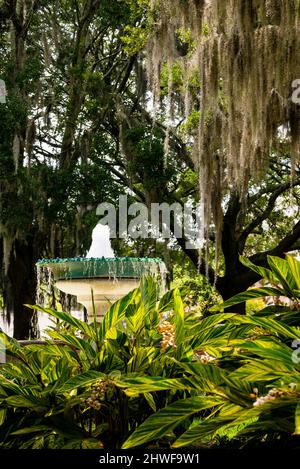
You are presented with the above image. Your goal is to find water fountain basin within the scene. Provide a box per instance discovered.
[36,257,166,320]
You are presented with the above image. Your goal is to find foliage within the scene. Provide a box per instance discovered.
[171,261,221,314]
[2,257,300,449]
[121,257,300,449]
[211,254,300,317]
[1,0,300,341]
[0,276,234,449]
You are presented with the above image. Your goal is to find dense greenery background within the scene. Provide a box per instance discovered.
[0,0,299,338]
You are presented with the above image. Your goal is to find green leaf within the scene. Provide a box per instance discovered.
[210,287,285,312]
[157,289,175,313]
[235,338,297,369]
[173,418,233,447]
[174,361,227,389]
[173,289,185,347]
[26,305,96,339]
[127,347,157,372]
[286,255,300,290]
[267,256,297,295]
[122,396,224,449]
[246,316,300,340]
[59,370,105,392]
[10,425,52,436]
[140,275,158,315]
[99,288,137,342]
[230,360,296,382]
[185,313,236,340]
[0,408,7,426]
[295,402,300,435]
[45,331,96,359]
[240,256,277,283]
[173,407,260,447]
[117,376,194,395]
[143,392,157,412]
[5,395,47,409]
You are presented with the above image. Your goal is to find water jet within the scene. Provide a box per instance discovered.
[36,225,166,321]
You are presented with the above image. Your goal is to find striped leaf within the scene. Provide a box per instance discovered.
[240,256,277,283]
[117,376,194,396]
[246,316,300,340]
[295,402,300,435]
[267,255,297,294]
[286,255,300,290]
[210,287,284,312]
[185,313,236,340]
[122,396,224,448]
[59,370,105,392]
[235,338,297,369]
[0,408,7,426]
[26,305,95,338]
[173,289,185,348]
[99,288,137,342]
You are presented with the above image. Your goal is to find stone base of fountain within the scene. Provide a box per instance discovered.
[56,278,139,320]
[37,256,167,323]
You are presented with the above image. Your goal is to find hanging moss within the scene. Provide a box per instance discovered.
[147,0,300,267]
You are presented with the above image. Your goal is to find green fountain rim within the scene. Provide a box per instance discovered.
[36,257,163,266]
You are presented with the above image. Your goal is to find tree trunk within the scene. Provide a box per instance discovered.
[5,238,38,339]
[216,276,247,314]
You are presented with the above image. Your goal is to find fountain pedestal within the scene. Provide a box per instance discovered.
[37,257,166,322]
[56,278,139,320]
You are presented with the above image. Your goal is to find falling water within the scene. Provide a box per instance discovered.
[1,223,168,336]
[35,223,167,317]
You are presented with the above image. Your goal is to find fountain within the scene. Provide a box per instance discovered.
[36,224,167,321]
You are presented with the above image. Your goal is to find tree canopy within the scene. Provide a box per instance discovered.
[0,0,300,337]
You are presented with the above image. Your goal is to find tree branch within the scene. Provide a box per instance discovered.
[250,219,300,264]
[240,178,300,248]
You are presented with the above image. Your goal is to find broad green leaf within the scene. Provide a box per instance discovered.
[174,360,227,389]
[240,256,276,283]
[190,322,235,350]
[122,396,224,448]
[230,360,297,382]
[210,287,284,312]
[99,288,137,342]
[295,402,300,435]
[247,316,300,340]
[5,395,48,409]
[26,305,95,338]
[172,418,234,447]
[173,289,185,347]
[59,370,105,392]
[286,255,300,290]
[157,289,175,313]
[45,331,96,359]
[127,347,157,372]
[117,376,194,396]
[140,275,158,315]
[10,425,52,436]
[125,303,144,335]
[267,256,297,295]
[0,408,6,425]
[235,338,297,369]
[0,376,34,395]
[185,313,236,340]
[173,404,267,448]
[2,362,40,384]
[143,392,157,412]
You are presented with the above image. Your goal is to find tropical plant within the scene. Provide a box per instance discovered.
[3,257,300,449]
[121,256,300,449]
[0,276,236,449]
[210,254,300,323]
[122,318,300,449]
